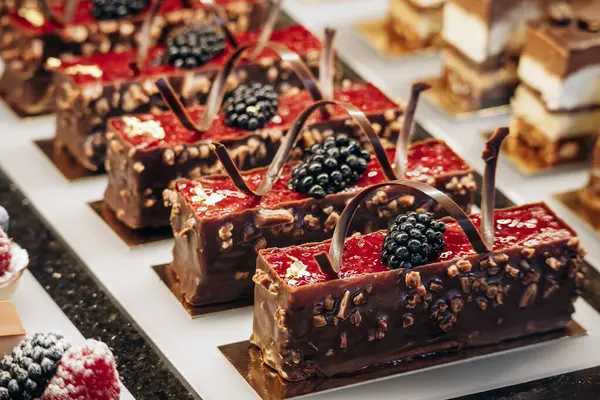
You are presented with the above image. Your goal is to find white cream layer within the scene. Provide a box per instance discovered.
[391,0,443,39]
[512,85,600,141]
[518,56,600,111]
[408,0,444,8]
[442,1,541,64]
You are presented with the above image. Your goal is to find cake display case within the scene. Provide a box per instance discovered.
[0,0,600,399]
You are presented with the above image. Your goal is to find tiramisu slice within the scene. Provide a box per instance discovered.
[389,0,444,49]
[440,0,544,111]
[507,4,600,168]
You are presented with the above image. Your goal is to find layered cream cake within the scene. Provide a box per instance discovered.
[440,0,544,111]
[507,3,600,168]
[389,0,444,49]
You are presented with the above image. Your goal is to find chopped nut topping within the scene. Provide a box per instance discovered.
[313,315,327,328]
[521,248,535,259]
[340,332,347,349]
[64,64,102,78]
[447,265,460,278]
[519,284,538,308]
[415,284,427,297]
[456,259,472,273]
[429,281,443,292]
[352,292,366,305]
[546,257,562,271]
[493,253,510,263]
[439,314,456,332]
[459,277,471,293]
[350,310,362,327]
[191,186,225,206]
[486,285,498,299]
[402,314,414,328]
[405,271,421,289]
[505,265,520,278]
[285,255,309,281]
[336,291,351,319]
[235,271,249,280]
[450,297,464,313]
[324,294,335,310]
[479,257,497,270]
[326,349,335,356]
[476,298,488,311]
[120,117,165,140]
[254,209,295,228]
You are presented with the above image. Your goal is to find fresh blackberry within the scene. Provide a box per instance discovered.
[91,0,150,20]
[381,212,446,270]
[0,206,8,233]
[165,25,226,69]
[224,83,279,131]
[288,134,371,199]
[0,333,70,399]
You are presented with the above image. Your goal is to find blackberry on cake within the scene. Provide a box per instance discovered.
[91,0,150,20]
[381,211,446,269]
[0,333,70,399]
[165,25,227,69]
[289,134,371,199]
[224,83,279,130]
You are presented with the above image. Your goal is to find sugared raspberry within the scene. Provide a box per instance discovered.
[0,230,11,276]
[41,340,120,400]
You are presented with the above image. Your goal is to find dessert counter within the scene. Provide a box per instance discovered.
[1,0,600,399]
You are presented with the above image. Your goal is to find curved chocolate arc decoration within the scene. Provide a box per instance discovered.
[155,77,203,133]
[248,0,283,60]
[481,127,509,250]
[319,27,336,101]
[212,100,397,196]
[314,180,490,277]
[198,41,325,131]
[198,0,238,49]
[37,0,79,26]
[136,0,163,67]
[395,82,431,177]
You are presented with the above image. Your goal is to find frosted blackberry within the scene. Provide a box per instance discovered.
[91,0,149,20]
[0,333,70,399]
[381,212,446,270]
[224,83,279,130]
[289,134,371,199]
[166,25,226,69]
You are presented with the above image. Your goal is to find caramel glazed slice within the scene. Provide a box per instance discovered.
[250,129,587,381]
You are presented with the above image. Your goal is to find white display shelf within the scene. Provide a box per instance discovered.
[0,1,598,399]
[12,272,135,400]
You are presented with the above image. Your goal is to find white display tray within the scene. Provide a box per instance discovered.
[0,1,598,398]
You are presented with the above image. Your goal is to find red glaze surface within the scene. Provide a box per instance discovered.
[57,25,320,85]
[175,139,470,219]
[111,83,399,149]
[9,0,256,35]
[261,203,576,287]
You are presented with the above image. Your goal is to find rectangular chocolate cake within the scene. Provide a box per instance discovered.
[251,202,586,381]
[164,139,475,306]
[0,0,268,116]
[507,4,600,168]
[389,0,444,49]
[53,24,321,171]
[439,0,544,111]
[104,83,403,230]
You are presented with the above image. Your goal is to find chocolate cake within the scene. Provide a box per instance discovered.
[389,0,444,50]
[250,130,587,381]
[53,19,322,171]
[440,0,544,111]
[507,2,600,168]
[0,0,268,116]
[163,94,476,307]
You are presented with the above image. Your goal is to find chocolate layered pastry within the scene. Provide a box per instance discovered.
[507,5,600,168]
[53,21,322,171]
[0,301,26,358]
[440,0,544,111]
[579,140,600,223]
[0,0,268,116]
[389,0,444,49]
[250,130,587,381]
[163,95,476,306]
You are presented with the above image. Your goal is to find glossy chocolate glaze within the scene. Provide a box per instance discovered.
[251,202,586,381]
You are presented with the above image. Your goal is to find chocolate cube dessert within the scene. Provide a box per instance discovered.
[251,182,586,381]
[0,0,268,116]
[507,5,600,168]
[165,138,474,307]
[105,83,405,230]
[53,24,322,171]
[440,0,544,111]
[389,0,444,49]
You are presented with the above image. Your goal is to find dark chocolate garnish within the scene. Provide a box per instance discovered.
[395,82,431,177]
[314,180,490,276]
[136,0,163,68]
[198,0,238,49]
[319,27,336,101]
[480,127,509,249]
[37,0,79,26]
[212,100,397,197]
[248,0,283,60]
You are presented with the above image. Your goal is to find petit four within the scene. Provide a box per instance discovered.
[251,130,587,381]
[52,7,321,171]
[0,0,268,116]
[0,301,26,358]
[163,93,475,307]
[507,2,600,168]
[389,0,444,49]
[440,0,544,111]
[0,216,28,302]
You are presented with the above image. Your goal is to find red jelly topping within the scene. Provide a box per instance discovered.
[176,139,470,219]
[9,0,255,35]
[58,25,320,85]
[111,83,399,149]
[261,203,575,287]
